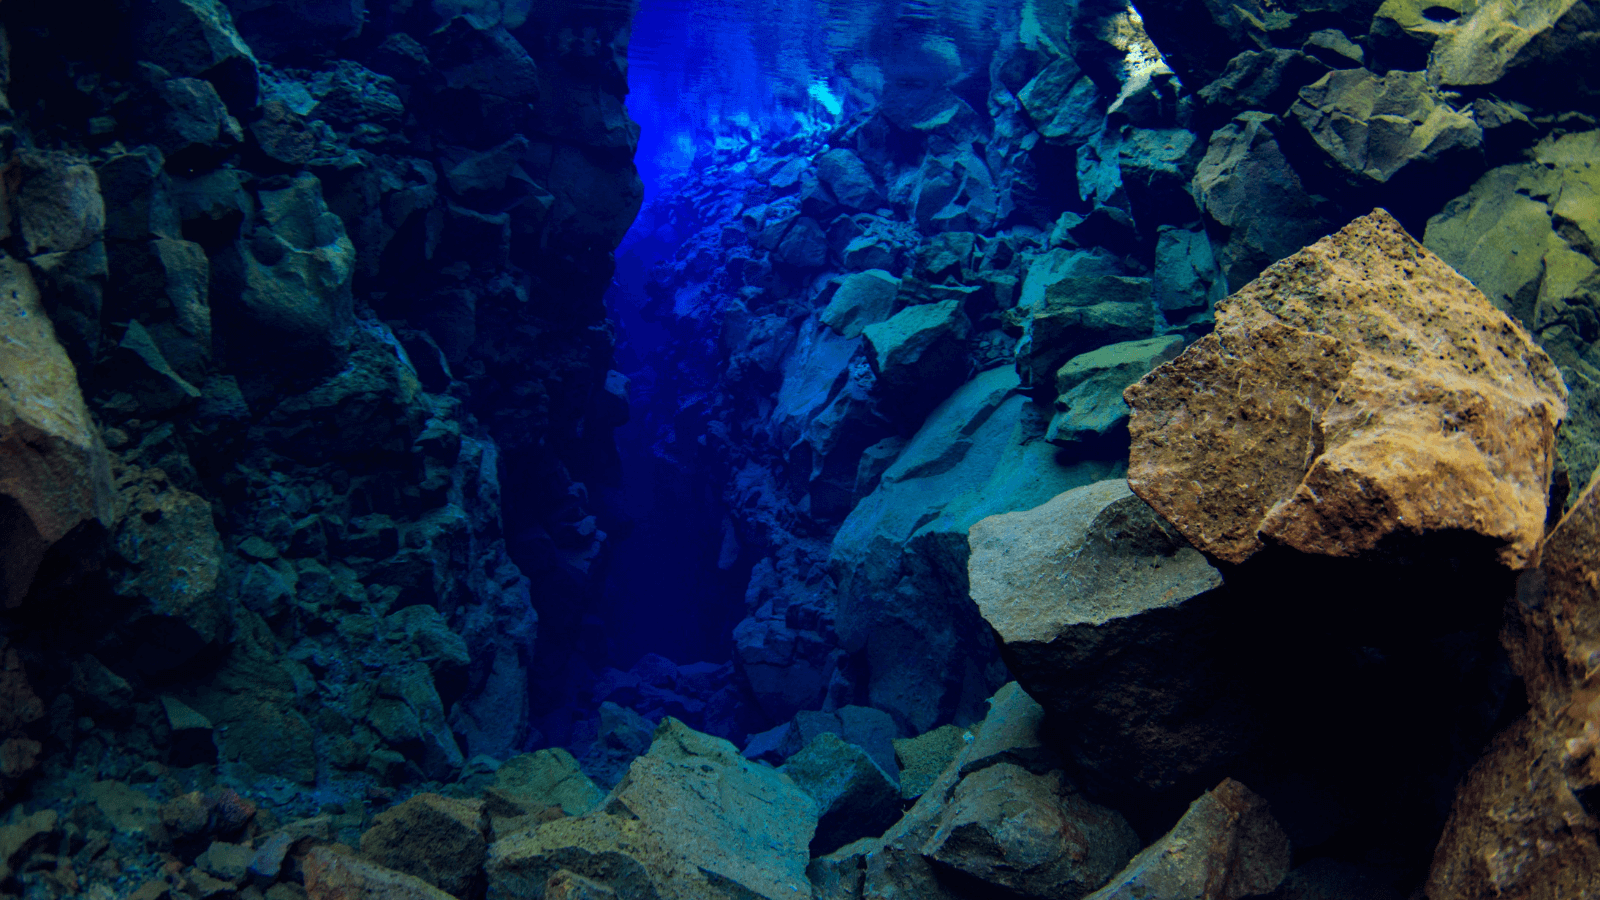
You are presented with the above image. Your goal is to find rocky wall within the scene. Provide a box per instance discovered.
[0,0,642,893]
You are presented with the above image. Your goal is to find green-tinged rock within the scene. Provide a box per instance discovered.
[491,748,605,818]
[161,695,213,732]
[487,718,818,900]
[922,763,1139,900]
[894,725,968,801]
[0,257,114,609]
[1424,0,1599,102]
[779,733,901,856]
[1018,57,1103,144]
[863,299,971,424]
[1017,277,1154,397]
[183,612,317,784]
[820,270,899,339]
[361,793,488,898]
[127,0,259,110]
[1290,68,1481,184]
[1084,779,1291,900]
[15,150,106,256]
[80,781,161,836]
[1425,129,1600,498]
[1046,336,1185,446]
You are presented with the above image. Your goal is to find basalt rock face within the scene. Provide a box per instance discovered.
[0,0,639,891]
[1125,210,1567,568]
[1426,469,1600,899]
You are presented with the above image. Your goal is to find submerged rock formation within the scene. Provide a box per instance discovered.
[1125,210,1567,567]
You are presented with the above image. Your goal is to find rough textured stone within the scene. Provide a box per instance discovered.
[1425,468,1600,899]
[1125,209,1567,568]
[968,480,1248,796]
[490,748,604,818]
[862,299,971,404]
[303,846,456,900]
[360,793,488,899]
[1046,337,1185,446]
[1017,277,1155,396]
[816,149,884,212]
[1083,779,1291,900]
[893,725,967,801]
[820,270,899,339]
[488,718,817,900]
[1290,68,1481,184]
[779,732,900,856]
[0,257,114,609]
[922,762,1139,900]
[1424,129,1600,499]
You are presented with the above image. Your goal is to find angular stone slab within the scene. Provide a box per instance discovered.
[1125,209,1567,568]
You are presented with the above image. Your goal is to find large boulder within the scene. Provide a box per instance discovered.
[820,270,900,339]
[487,719,817,900]
[968,480,1250,796]
[361,793,489,899]
[1125,209,1567,568]
[1015,277,1155,397]
[1424,129,1600,498]
[830,367,1119,733]
[303,846,456,900]
[1083,779,1291,900]
[0,257,114,609]
[1290,68,1482,185]
[816,149,884,212]
[1425,469,1600,899]
[127,0,259,110]
[863,299,971,423]
[921,763,1140,900]
[779,732,900,856]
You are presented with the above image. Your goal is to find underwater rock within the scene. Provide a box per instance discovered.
[921,762,1140,900]
[1425,468,1600,898]
[1290,68,1482,185]
[1414,0,1600,107]
[1196,49,1328,125]
[968,480,1249,797]
[816,148,884,212]
[126,70,244,166]
[820,270,900,339]
[831,367,1118,733]
[1424,129,1600,498]
[15,150,107,258]
[360,793,489,898]
[127,0,260,111]
[1125,209,1567,568]
[779,732,901,856]
[893,725,967,802]
[1152,225,1225,315]
[488,718,817,900]
[489,748,605,818]
[1017,56,1103,145]
[1045,336,1185,447]
[1083,778,1291,900]
[212,173,357,382]
[1015,276,1155,398]
[0,809,57,882]
[1191,112,1331,289]
[863,299,970,416]
[304,845,457,900]
[0,257,114,609]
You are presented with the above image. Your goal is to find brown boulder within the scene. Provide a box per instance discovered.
[1124,209,1566,568]
[359,793,487,898]
[303,845,457,900]
[0,256,114,608]
[1425,468,1600,898]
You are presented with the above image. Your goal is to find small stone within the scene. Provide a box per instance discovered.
[197,840,253,882]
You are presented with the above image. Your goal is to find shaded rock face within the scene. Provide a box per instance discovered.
[0,257,114,609]
[1426,469,1600,898]
[1125,209,1567,568]
[1084,778,1291,900]
[487,718,818,900]
[968,480,1248,796]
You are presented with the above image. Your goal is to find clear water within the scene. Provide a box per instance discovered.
[627,0,1032,183]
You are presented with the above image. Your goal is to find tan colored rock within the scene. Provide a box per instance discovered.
[303,845,457,900]
[1426,469,1600,898]
[0,256,114,608]
[1124,209,1566,568]
[359,792,487,898]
